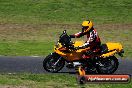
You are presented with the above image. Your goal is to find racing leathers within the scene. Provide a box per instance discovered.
[70,28,101,52]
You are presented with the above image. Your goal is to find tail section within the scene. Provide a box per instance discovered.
[101,42,124,58]
[106,42,123,52]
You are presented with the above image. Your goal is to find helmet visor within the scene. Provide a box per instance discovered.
[82,26,89,33]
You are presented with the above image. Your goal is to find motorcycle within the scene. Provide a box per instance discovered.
[43,30,124,74]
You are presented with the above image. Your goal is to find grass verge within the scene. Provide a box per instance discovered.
[0,41,54,56]
[0,24,131,57]
[0,73,131,88]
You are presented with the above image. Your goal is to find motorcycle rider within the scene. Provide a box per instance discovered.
[70,20,101,58]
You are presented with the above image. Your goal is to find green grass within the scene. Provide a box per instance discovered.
[0,73,131,88]
[0,0,131,24]
[0,26,131,57]
[0,41,54,56]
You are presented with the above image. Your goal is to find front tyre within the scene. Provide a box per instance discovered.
[43,53,65,73]
[96,56,119,74]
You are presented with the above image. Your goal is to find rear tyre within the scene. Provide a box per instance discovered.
[43,53,65,73]
[96,56,119,74]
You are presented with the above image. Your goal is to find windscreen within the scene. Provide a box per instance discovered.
[59,33,71,48]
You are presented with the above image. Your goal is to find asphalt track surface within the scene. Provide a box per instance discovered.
[0,56,132,75]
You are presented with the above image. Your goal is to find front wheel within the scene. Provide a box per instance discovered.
[96,56,119,74]
[43,53,65,73]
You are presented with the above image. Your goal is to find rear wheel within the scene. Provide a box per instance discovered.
[96,56,119,74]
[43,53,65,73]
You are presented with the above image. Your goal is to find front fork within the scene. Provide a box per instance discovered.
[53,56,62,66]
[50,52,63,68]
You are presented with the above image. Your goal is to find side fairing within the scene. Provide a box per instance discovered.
[54,41,90,61]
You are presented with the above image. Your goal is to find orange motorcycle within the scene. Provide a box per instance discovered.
[43,30,124,74]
